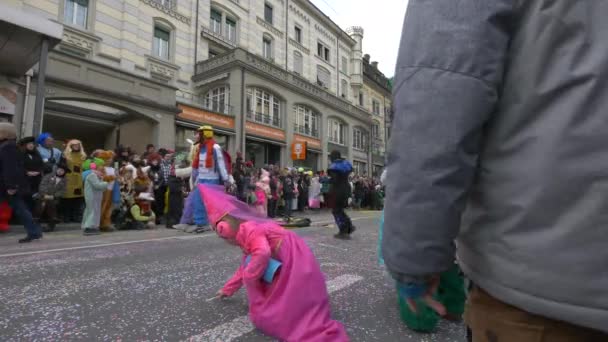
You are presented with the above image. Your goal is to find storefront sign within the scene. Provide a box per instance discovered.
[246,122,286,141]
[177,104,235,130]
[0,76,17,115]
[293,134,321,150]
[292,142,307,160]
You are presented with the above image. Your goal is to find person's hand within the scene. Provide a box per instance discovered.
[7,189,17,196]
[217,289,230,299]
[398,276,446,316]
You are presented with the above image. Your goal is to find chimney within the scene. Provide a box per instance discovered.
[363,54,370,62]
[371,61,378,69]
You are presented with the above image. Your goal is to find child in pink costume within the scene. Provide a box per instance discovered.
[198,184,349,342]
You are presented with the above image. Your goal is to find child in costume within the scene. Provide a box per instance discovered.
[125,192,156,230]
[81,158,110,236]
[199,185,349,342]
[98,150,120,231]
[35,162,68,232]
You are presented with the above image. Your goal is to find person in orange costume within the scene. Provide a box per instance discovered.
[96,150,120,231]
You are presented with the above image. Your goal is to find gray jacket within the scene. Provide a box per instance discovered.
[383,0,608,333]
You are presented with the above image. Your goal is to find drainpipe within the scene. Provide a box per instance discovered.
[285,0,289,68]
[240,67,246,154]
[193,0,199,72]
[21,70,33,138]
[32,38,49,136]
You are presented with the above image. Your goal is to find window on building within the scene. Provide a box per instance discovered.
[317,65,330,88]
[263,37,273,60]
[359,92,364,107]
[264,3,273,24]
[341,56,348,74]
[353,127,368,151]
[353,161,367,176]
[246,87,281,127]
[341,80,348,98]
[211,9,222,34]
[317,42,330,62]
[372,99,381,115]
[225,18,237,42]
[294,26,302,43]
[64,0,89,28]
[153,26,170,60]
[328,118,346,145]
[205,86,229,114]
[372,121,380,138]
[293,51,303,75]
[153,0,173,9]
[294,105,319,137]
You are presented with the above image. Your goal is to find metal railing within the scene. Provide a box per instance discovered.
[293,124,319,138]
[201,25,237,48]
[247,111,281,128]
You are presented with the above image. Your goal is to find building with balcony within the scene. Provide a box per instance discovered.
[8,0,391,173]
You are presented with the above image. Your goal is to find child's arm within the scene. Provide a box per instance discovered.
[222,264,244,296]
[241,229,272,285]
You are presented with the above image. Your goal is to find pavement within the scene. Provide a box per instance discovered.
[0,210,466,341]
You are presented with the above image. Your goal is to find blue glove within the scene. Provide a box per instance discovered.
[397,282,427,299]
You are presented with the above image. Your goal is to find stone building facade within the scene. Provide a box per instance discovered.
[7,0,391,173]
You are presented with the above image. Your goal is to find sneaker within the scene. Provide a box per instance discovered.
[172,224,189,231]
[194,225,211,234]
[184,225,199,233]
[100,226,116,233]
[83,228,101,236]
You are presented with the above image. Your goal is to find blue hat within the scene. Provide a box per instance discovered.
[36,132,52,145]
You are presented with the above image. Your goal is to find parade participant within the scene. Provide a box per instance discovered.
[0,123,42,243]
[36,132,62,169]
[35,161,68,232]
[327,151,354,239]
[308,172,321,210]
[253,168,270,216]
[124,192,156,230]
[81,158,110,236]
[62,140,86,222]
[98,150,120,231]
[175,125,231,233]
[18,136,44,210]
[199,185,349,342]
[146,152,165,225]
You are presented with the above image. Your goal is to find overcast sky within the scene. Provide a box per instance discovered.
[311,0,409,77]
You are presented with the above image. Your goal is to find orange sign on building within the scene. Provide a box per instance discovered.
[245,122,286,141]
[293,134,321,150]
[292,142,307,160]
[177,104,235,130]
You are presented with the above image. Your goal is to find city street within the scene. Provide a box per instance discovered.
[0,210,465,341]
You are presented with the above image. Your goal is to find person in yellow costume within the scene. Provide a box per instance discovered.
[62,140,86,222]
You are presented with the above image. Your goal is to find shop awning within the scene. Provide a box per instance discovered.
[0,3,63,76]
[246,135,287,146]
[176,119,236,136]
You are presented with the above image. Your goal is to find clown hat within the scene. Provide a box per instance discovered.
[197,184,271,226]
[198,125,213,131]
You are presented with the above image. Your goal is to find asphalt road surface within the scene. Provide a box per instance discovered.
[0,211,465,341]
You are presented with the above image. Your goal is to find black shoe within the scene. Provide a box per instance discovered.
[194,225,211,234]
[334,233,351,240]
[19,234,42,243]
[349,226,356,234]
[83,228,101,236]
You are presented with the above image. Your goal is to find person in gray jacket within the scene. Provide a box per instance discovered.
[383,0,608,340]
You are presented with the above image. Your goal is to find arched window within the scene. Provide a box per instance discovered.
[353,127,368,151]
[328,118,346,145]
[293,51,303,75]
[294,105,319,137]
[246,87,281,127]
[152,18,175,61]
[205,86,229,114]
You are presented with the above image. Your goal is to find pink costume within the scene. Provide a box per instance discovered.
[198,185,349,342]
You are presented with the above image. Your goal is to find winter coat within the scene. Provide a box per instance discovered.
[64,152,85,198]
[0,140,29,198]
[383,0,608,333]
[21,149,44,195]
[82,172,108,229]
[38,174,67,199]
[327,159,352,209]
